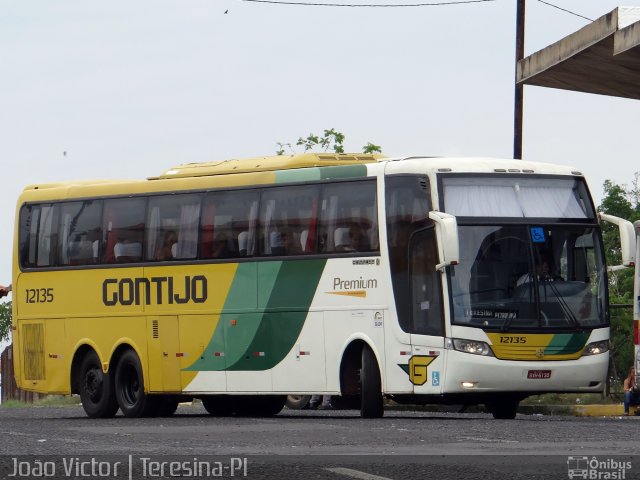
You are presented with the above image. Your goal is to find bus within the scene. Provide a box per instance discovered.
[12,153,635,419]
[633,221,640,396]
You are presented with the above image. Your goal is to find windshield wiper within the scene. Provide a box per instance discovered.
[539,278,581,328]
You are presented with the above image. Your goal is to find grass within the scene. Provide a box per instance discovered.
[521,392,622,406]
[0,395,80,408]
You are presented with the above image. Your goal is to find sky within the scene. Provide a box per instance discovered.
[0,0,638,293]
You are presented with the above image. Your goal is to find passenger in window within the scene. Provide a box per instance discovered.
[281,229,300,255]
[156,230,178,260]
[340,225,367,252]
[211,232,232,258]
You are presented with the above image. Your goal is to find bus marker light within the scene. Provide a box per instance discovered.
[176,352,185,357]
[253,352,265,357]
[429,351,439,356]
[214,352,225,357]
[231,319,237,326]
[48,354,58,359]
[400,351,411,356]
[299,351,310,356]
[461,382,476,389]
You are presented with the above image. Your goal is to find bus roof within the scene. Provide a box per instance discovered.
[151,153,383,179]
[18,154,586,203]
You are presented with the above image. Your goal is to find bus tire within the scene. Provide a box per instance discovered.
[285,394,312,410]
[202,396,234,416]
[114,350,154,418]
[258,395,287,416]
[360,345,384,418]
[153,395,180,417]
[78,351,119,418]
[487,397,519,420]
[231,395,286,417]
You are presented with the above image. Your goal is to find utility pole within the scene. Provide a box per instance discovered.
[514,0,525,159]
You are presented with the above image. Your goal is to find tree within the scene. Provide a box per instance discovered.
[598,175,640,383]
[276,128,382,156]
[0,301,11,343]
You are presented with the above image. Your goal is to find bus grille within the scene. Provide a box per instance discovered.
[22,324,45,380]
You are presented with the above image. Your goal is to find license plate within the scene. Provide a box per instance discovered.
[527,370,551,379]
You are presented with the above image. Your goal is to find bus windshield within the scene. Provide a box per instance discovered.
[450,225,607,330]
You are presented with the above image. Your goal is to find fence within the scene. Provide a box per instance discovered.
[0,344,43,403]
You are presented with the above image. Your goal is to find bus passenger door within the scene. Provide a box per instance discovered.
[147,316,181,393]
[408,227,446,394]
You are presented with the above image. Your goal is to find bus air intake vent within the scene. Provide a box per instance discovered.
[22,324,45,380]
[152,320,159,339]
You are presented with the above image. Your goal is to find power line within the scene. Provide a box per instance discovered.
[241,0,495,8]
[536,0,593,22]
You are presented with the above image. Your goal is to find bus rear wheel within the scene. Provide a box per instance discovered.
[360,345,384,418]
[202,396,234,416]
[78,351,119,418]
[114,350,154,418]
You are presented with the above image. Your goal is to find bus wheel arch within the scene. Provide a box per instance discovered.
[73,346,119,418]
[339,339,384,418]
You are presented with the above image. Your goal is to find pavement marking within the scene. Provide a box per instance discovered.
[325,467,396,480]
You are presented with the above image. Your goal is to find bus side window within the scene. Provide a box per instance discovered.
[201,190,259,259]
[259,185,319,256]
[59,200,103,266]
[102,198,147,264]
[409,227,444,336]
[319,180,378,254]
[19,204,59,268]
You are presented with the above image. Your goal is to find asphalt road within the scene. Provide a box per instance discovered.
[1,403,639,480]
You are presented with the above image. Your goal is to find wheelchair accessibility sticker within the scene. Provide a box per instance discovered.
[432,371,440,387]
[530,227,546,243]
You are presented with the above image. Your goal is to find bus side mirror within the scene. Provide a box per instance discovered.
[428,211,460,271]
[598,213,635,271]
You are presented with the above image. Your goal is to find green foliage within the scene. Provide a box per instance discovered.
[276,128,382,155]
[0,300,11,343]
[362,142,382,154]
[598,174,640,382]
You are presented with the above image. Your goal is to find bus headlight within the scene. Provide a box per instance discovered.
[447,338,494,356]
[582,340,609,356]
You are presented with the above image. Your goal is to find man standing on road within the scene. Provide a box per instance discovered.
[0,284,10,298]
[624,367,639,416]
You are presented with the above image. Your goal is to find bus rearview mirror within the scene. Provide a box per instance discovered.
[429,211,460,271]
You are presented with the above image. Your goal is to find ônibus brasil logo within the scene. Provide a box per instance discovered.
[567,456,631,479]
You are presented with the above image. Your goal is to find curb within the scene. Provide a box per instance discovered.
[387,403,634,417]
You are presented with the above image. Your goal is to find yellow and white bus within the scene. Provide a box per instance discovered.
[12,153,635,419]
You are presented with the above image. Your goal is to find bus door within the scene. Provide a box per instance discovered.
[408,227,446,394]
[147,316,181,392]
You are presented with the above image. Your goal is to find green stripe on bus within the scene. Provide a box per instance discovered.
[544,332,590,355]
[319,164,368,180]
[185,259,326,372]
[274,164,368,184]
[275,168,322,183]
[226,259,326,370]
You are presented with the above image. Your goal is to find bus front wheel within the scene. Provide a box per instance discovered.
[78,351,119,418]
[360,345,384,418]
[487,397,519,419]
[114,350,154,418]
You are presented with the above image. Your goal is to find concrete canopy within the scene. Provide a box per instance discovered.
[517,7,640,99]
